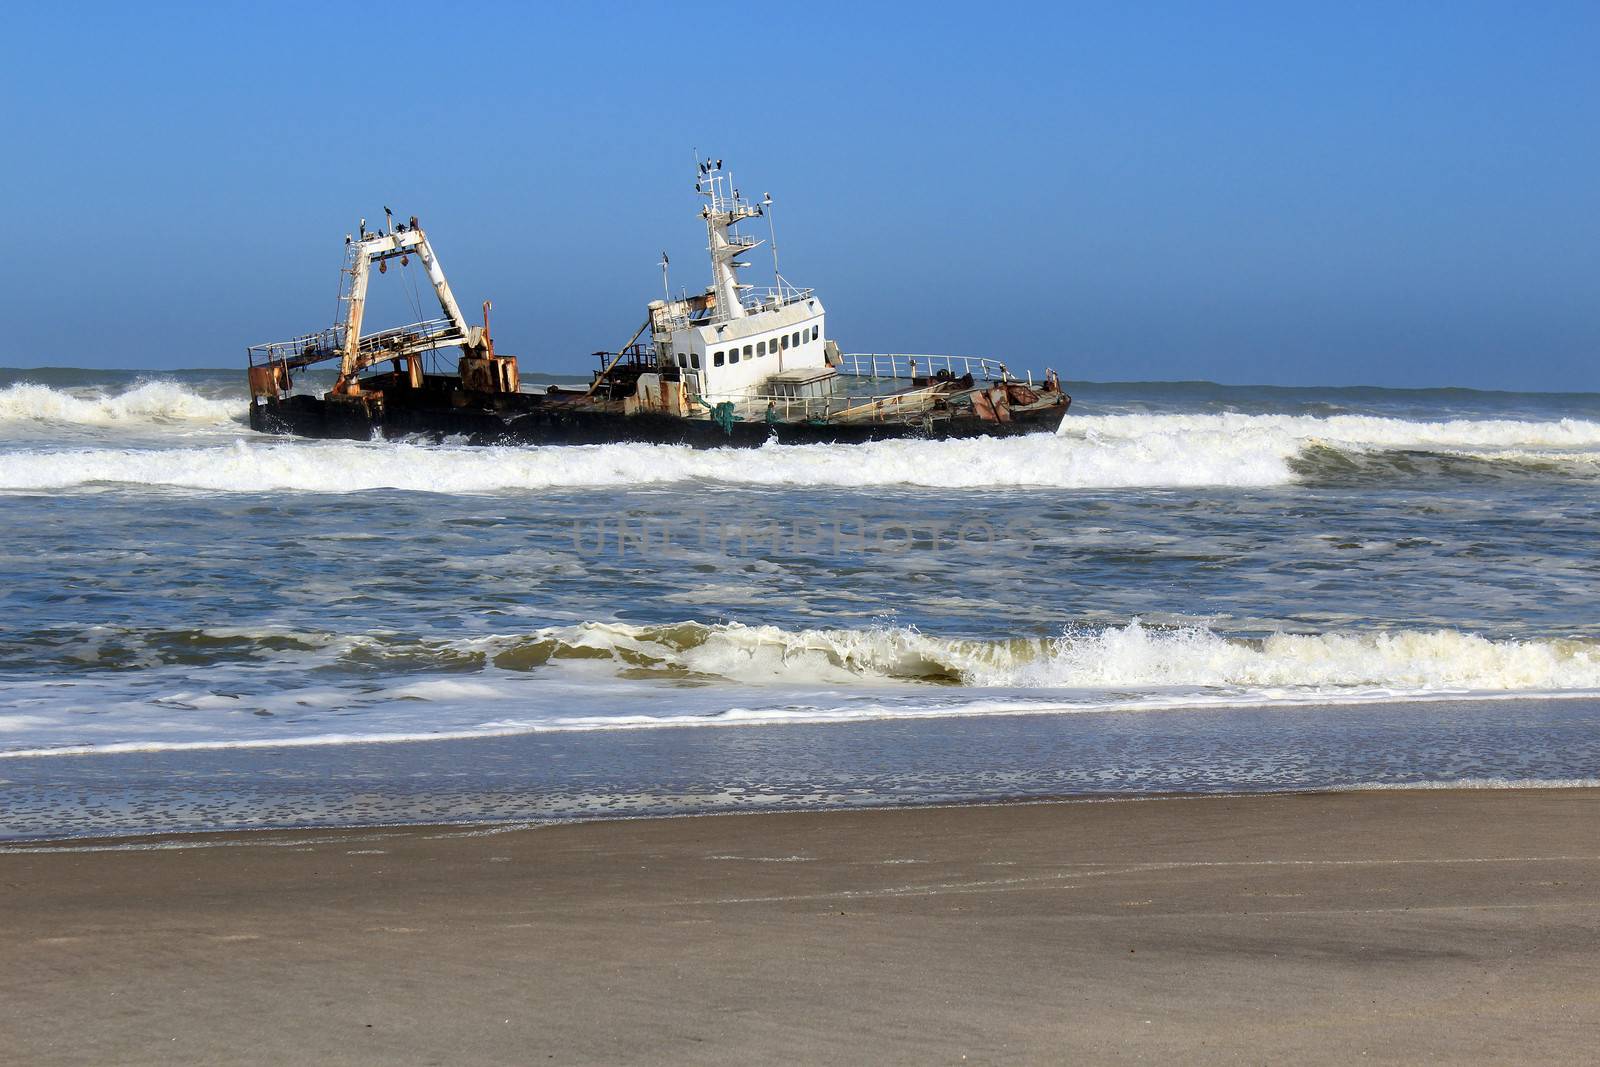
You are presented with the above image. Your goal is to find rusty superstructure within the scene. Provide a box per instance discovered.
[247,165,1070,446]
[247,210,517,405]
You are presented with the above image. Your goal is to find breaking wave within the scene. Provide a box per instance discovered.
[1085,411,1600,451]
[2,410,1598,492]
[12,619,1600,693]
[458,619,1600,692]
[7,619,1599,757]
[0,381,242,427]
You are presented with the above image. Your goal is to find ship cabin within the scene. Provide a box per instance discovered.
[644,158,839,411]
[658,290,829,402]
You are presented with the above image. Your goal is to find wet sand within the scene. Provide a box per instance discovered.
[4,789,1598,1064]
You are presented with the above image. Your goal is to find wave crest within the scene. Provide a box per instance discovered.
[0,381,241,426]
[19,619,1596,694]
[485,619,1600,693]
[5,620,1599,757]
[2,409,1597,492]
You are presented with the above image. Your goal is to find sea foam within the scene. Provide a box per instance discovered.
[5,620,1598,758]
[0,381,241,426]
[481,619,1600,693]
[4,410,1598,493]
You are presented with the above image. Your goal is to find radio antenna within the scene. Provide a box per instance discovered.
[763,193,782,289]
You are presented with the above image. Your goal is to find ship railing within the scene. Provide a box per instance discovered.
[248,317,466,371]
[737,286,816,313]
[652,311,691,332]
[247,327,344,370]
[837,352,1009,383]
[694,384,946,425]
[651,287,815,329]
[593,342,658,370]
[353,317,465,358]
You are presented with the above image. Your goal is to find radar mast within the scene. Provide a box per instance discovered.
[695,156,764,322]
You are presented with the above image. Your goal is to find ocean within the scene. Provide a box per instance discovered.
[3,367,1599,839]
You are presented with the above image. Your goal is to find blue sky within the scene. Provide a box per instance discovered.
[2,1,1596,389]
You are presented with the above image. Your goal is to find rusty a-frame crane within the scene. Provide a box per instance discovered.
[248,211,516,400]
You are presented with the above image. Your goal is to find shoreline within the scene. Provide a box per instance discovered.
[6,788,1599,1063]
[9,684,1600,761]
[3,781,1598,851]
[7,696,1600,842]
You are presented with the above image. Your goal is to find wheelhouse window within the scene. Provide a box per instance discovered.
[792,331,801,347]
[691,353,700,368]
[743,345,753,360]
[714,351,725,367]
[757,340,766,356]
[811,325,819,341]
[676,353,687,367]
[780,334,789,350]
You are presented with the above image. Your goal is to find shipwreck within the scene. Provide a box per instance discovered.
[246,160,1071,446]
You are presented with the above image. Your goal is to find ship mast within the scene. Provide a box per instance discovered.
[695,156,763,322]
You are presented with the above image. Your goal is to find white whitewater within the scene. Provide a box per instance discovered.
[476,618,1600,691]
[1,381,1598,492]
[5,620,1600,757]
[0,381,241,426]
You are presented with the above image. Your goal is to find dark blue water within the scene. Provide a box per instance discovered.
[1,369,1598,837]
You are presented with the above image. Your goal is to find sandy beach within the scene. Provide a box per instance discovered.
[7,5,1599,1064]
[4,788,1598,1065]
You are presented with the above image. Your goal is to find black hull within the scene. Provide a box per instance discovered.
[247,391,1071,447]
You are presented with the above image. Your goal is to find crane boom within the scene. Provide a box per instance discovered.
[334,220,484,392]
[245,214,511,401]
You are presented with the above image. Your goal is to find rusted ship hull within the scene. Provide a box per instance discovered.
[245,189,1076,451]
[247,387,1071,448]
